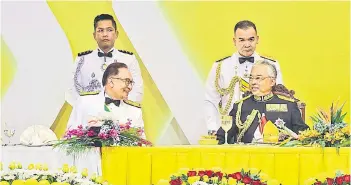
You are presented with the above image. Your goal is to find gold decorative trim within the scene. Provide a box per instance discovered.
[235,101,261,142]
[254,93,274,102]
[123,100,141,108]
[277,94,295,102]
[215,61,241,115]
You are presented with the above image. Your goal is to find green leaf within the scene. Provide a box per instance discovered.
[340,112,347,123]
[331,102,334,123]
[340,139,351,147]
[280,140,301,147]
[333,102,346,124]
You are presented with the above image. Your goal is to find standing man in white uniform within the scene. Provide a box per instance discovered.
[66,14,143,106]
[205,20,284,133]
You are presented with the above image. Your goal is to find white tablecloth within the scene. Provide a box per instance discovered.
[0,145,102,175]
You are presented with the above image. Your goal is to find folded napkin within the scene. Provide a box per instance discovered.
[20,125,57,146]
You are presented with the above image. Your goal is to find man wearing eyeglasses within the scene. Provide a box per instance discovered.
[205,20,283,134]
[67,63,144,133]
[216,61,308,144]
[66,14,143,107]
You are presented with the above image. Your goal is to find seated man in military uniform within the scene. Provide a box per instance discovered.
[217,60,309,144]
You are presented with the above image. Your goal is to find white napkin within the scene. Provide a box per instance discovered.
[20,125,57,145]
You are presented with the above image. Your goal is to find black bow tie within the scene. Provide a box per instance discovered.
[98,51,113,58]
[105,97,120,107]
[239,57,254,64]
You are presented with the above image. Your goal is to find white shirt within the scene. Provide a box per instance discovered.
[67,92,144,131]
[204,52,283,131]
[66,48,143,106]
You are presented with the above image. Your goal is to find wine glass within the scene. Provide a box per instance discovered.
[220,115,232,145]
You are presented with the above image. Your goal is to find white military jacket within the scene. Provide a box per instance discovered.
[67,92,144,130]
[66,48,143,106]
[204,52,283,131]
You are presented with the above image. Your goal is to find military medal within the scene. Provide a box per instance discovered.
[244,65,249,78]
[102,63,108,70]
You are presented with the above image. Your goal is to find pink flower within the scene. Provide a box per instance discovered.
[64,133,71,139]
[138,139,152,146]
[78,125,83,129]
[137,129,144,136]
[98,133,108,140]
[76,130,85,137]
[125,120,131,129]
[87,130,95,137]
[108,129,118,138]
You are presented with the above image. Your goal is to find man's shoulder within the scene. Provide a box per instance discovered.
[234,94,252,104]
[117,49,134,56]
[78,93,103,105]
[275,94,296,103]
[259,55,278,63]
[77,50,94,57]
[123,100,141,109]
[115,49,136,64]
[215,56,231,63]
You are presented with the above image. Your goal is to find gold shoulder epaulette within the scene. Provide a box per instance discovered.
[235,94,252,104]
[79,91,100,96]
[118,49,134,55]
[260,55,277,63]
[78,50,93,57]
[123,100,141,108]
[215,56,230,63]
[277,94,295,102]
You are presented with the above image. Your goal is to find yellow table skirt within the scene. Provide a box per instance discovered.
[101,145,350,185]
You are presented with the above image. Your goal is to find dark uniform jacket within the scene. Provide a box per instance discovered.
[217,93,309,144]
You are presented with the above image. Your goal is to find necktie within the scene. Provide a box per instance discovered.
[239,57,254,64]
[105,97,120,107]
[98,51,113,58]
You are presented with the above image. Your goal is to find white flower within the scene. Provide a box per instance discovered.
[274,118,286,128]
[74,178,97,185]
[192,182,209,185]
[4,175,15,180]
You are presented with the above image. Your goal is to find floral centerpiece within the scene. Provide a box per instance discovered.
[304,171,350,185]
[281,102,350,149]
[0,161,110,185]
[54,115,152,155]
[162,168,280,185]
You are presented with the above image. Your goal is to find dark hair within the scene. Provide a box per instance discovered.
[94,14,117,31]
[102,63,128,86]
[234,20,257,33]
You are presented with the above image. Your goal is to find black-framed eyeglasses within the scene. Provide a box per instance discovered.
[110,77,135,87]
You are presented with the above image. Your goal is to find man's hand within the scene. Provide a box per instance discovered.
[208,130,217,136]
[88,116,102,127]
